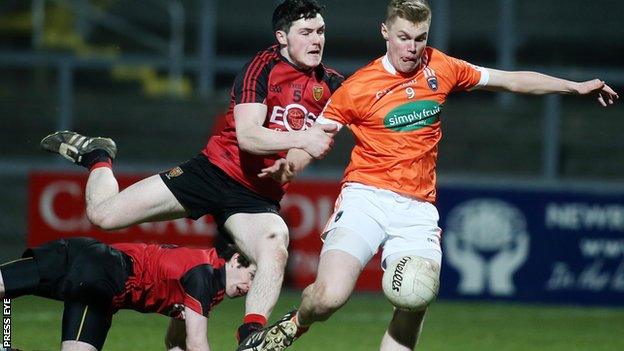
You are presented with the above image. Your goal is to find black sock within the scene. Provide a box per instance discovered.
[79,149,112,169]
[237,322,263,344]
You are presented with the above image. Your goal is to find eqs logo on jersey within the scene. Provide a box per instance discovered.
[269,103,317,131]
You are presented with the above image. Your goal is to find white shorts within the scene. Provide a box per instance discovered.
[321,183,442,268]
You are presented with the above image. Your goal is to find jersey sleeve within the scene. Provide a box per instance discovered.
[317,84,358,127]
[180,264,218,318]
[445,54,489,92]
[324,70,345,94]
[232,56,272,104]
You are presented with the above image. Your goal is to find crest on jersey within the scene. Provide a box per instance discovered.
[165,167,184,179]
[269,103,316,131]
[423,66,438,92]
[285,107,306,130]
[312,85,324,101]
[427,76,439,91]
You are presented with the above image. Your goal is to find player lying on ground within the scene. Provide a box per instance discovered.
[238,0,619,350]
[38,0,343,345]
[0,237,256,351]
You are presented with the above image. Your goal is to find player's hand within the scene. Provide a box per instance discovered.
[258,158,296,184]
[317,122,339,136]
[573,79,619,107]
[302,124,337,159]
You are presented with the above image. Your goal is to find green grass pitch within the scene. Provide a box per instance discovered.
[9,291,624,350]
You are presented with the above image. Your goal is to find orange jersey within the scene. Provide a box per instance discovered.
[319,47,488,202]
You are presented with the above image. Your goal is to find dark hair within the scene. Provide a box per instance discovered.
[219,243,251,268]
[272,0,324,32]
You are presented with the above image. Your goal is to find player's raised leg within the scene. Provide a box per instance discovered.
[298,248,362,325]
[236,247,363,351]
[379,253,440,350]
[239,192,383,350]
[85,172,187,230]
[295,199,384,327]
[224,213,290,335]
[40,131,117,168]
[41,131,187,230]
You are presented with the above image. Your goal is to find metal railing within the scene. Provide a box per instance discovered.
[1,0,622,185]
[31,0,186,87]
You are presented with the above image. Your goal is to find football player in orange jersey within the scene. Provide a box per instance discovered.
[241,1,619,350]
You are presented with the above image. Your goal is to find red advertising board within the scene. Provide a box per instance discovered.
[28,171,383,291]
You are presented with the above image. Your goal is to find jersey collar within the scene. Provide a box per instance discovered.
[382,54,398,75]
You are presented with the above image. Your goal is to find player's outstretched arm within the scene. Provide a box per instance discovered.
[481,68,619,106]
[181,307,211,351]
[235,103,336,157]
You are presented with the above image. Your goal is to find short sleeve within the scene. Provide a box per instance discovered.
[324,70,345,94]
[318,84,358,126]
[445,55,489,92]
[232,57,272,104]
[180,264,218,318]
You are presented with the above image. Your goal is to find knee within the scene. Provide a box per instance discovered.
[255,227,289,263]
[258,243,288,268]
[266,225,289,247]
[86,208,118,231]
[308,282,348,319]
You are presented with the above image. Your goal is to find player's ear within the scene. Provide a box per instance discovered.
[381,22,389,41]
[275,30,288,46]
[230,252,240,267]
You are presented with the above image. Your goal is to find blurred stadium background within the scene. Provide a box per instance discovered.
[1,0,623,350]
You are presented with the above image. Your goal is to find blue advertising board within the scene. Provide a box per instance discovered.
[437,185,624,306]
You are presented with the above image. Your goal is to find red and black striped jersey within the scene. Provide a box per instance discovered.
[110,243,225,319]
[203,44,344,201]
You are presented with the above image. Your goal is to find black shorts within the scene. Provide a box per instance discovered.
[23,237,131,304]
[16,238,132,350]
[159,154,281,225]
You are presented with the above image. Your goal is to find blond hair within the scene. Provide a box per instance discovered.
[386,0,431,24]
